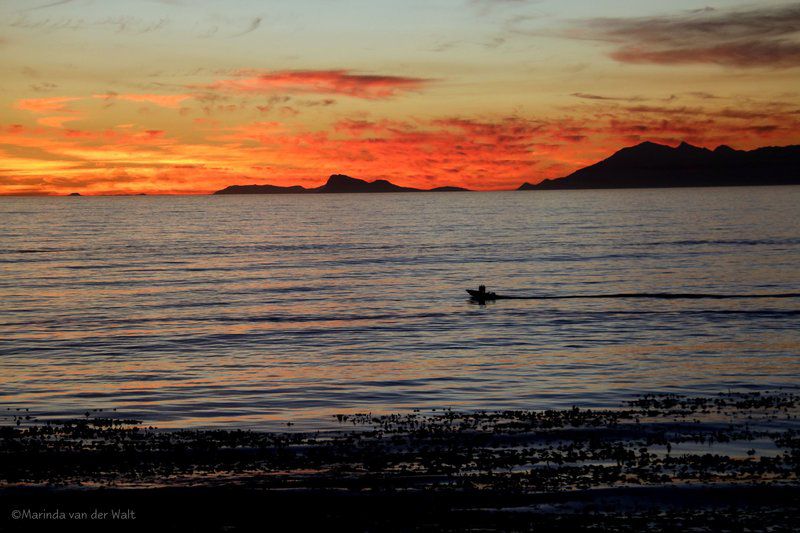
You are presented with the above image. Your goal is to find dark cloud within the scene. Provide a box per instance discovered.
[10,15,169,34]
[571,93,644,102]
[30,82,58,92]
[428,40,460,53]
[231,17,261,37]
[296,98,336,107]
[484,36,506,49]
[469,0,534,12]
[609,102,799,122]
[576,4,800,68]
[470,0,544,24]
[20,0,73,12]
[255,95,291,114]
[688,92,722,100]
[610,40,800,68]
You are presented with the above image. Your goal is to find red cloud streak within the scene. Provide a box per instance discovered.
[200,70,430,99]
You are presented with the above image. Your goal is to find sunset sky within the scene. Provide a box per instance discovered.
[1,0,798,195]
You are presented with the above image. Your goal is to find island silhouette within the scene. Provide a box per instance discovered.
[214,174,470,195]
[212,142,799,194]
[519,141,800,190]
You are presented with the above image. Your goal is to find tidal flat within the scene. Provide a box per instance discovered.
[1,391,799,531]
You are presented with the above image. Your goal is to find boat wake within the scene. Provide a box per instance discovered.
[469,290,800,301]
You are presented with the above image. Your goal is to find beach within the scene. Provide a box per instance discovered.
[2,391,799,530]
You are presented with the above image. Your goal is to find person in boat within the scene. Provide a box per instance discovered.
[467,285,496,301]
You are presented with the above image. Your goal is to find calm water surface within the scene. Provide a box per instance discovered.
[1,187,799,429]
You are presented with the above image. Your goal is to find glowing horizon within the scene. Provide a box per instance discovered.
[1,0,799,195]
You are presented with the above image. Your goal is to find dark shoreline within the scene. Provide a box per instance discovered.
[3,484,799,532]
[2,391,799,531]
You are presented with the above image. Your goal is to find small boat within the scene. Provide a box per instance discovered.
[466,288,498,300]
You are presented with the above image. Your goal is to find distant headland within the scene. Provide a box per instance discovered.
[213,142,800,195]
[214,174,470,195]
[519,141,800,190]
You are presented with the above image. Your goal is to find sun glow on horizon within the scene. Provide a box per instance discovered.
[1,0,798,195]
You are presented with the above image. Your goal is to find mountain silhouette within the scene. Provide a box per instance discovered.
[214,174,470,194]
[519,141,800,190]
[213,184,308,195]
[317,174,417,193]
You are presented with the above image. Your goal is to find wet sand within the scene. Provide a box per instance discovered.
[2,391,799,531]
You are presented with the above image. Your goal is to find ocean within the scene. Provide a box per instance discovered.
[1,186,798,429]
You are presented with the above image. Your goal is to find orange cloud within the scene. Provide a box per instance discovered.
[1,94,798,195]
[92,93,193,108]
[199,69,431,99]
[14,97,83,129]
[14,96,80,113]
[4,124,26,135]
[37,115,83,128]
[213,116,589,189]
